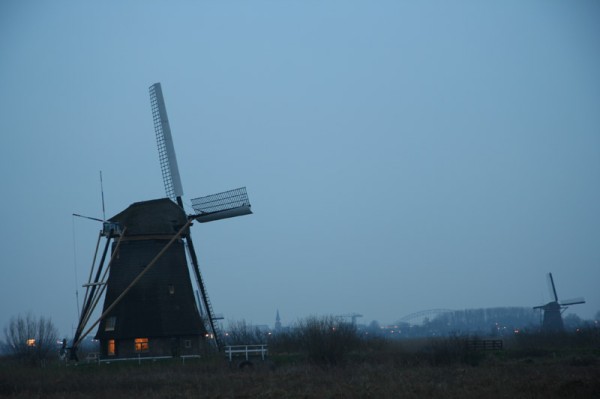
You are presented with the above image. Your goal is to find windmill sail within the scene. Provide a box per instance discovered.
[191,187,252,223]
[559,297,586,306]
[150,83,184,201]
[547,273,558,302]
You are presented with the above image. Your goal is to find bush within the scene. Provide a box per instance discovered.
[421,336,479,366]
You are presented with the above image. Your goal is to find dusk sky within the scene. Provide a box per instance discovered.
[1,1,599,337]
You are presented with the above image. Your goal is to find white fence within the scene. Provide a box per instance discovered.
[224,344,268,361]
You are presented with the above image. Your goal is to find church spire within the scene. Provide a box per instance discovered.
[275,309,282,331]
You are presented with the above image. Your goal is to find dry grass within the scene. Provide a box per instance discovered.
[1,357,599,398]
[1,335,599,398]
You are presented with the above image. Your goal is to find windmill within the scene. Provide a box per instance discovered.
[533,273,585,333]
[69,83,251,360]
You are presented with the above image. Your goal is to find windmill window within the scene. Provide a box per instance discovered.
[107,339,116,356]
[134,338,149,352]
[168,284,175,295]
[184,340,192,349]
[105,317,116,331]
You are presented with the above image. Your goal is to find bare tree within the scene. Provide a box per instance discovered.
[224,320,267,345]
[3,313,58,363]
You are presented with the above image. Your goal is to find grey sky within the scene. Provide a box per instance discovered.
[1,1,599,337]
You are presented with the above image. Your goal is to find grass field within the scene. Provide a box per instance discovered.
[1,334,599,398]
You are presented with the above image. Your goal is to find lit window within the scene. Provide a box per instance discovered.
[134,338,149,352]
[108,339,116,356]
[26,339,36,347]
[105,317,116,331]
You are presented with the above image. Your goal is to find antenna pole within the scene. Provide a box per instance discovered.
[100,171,106,221]
[72,217,81,319]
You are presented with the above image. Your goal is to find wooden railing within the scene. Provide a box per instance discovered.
[224,344,268,361]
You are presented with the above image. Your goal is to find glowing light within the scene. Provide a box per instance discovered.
[26,339,35,347]
[134,338,149,352]
[108,339,116,356]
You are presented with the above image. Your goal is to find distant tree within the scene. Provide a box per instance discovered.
[3,313,58,363]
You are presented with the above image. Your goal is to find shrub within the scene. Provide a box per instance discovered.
[511,328,600,357]
[419,336,486,366]
[272,316,361,365]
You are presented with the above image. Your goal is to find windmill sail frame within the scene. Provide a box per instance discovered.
[191,187,252,223]
[150,83,184,201]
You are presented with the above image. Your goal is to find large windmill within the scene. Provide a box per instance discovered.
[70,83,251,360]
[533,273,585,333]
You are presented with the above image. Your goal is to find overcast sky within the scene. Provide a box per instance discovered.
[1,1,599,337]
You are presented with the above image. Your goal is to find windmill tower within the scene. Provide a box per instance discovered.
[70,83,251,360]
[533,273,585,333]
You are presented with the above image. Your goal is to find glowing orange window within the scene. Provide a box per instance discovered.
[107,339,116,356]
[134,338,149,352]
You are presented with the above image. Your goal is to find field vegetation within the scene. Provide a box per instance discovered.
[1,317,599,398]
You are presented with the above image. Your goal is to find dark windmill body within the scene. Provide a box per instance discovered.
[533,273,585,333]
[70,83,251,360]
[94,199,205,358]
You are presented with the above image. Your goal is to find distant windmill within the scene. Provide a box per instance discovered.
[70,83,252,360]
[533,273,585,333]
